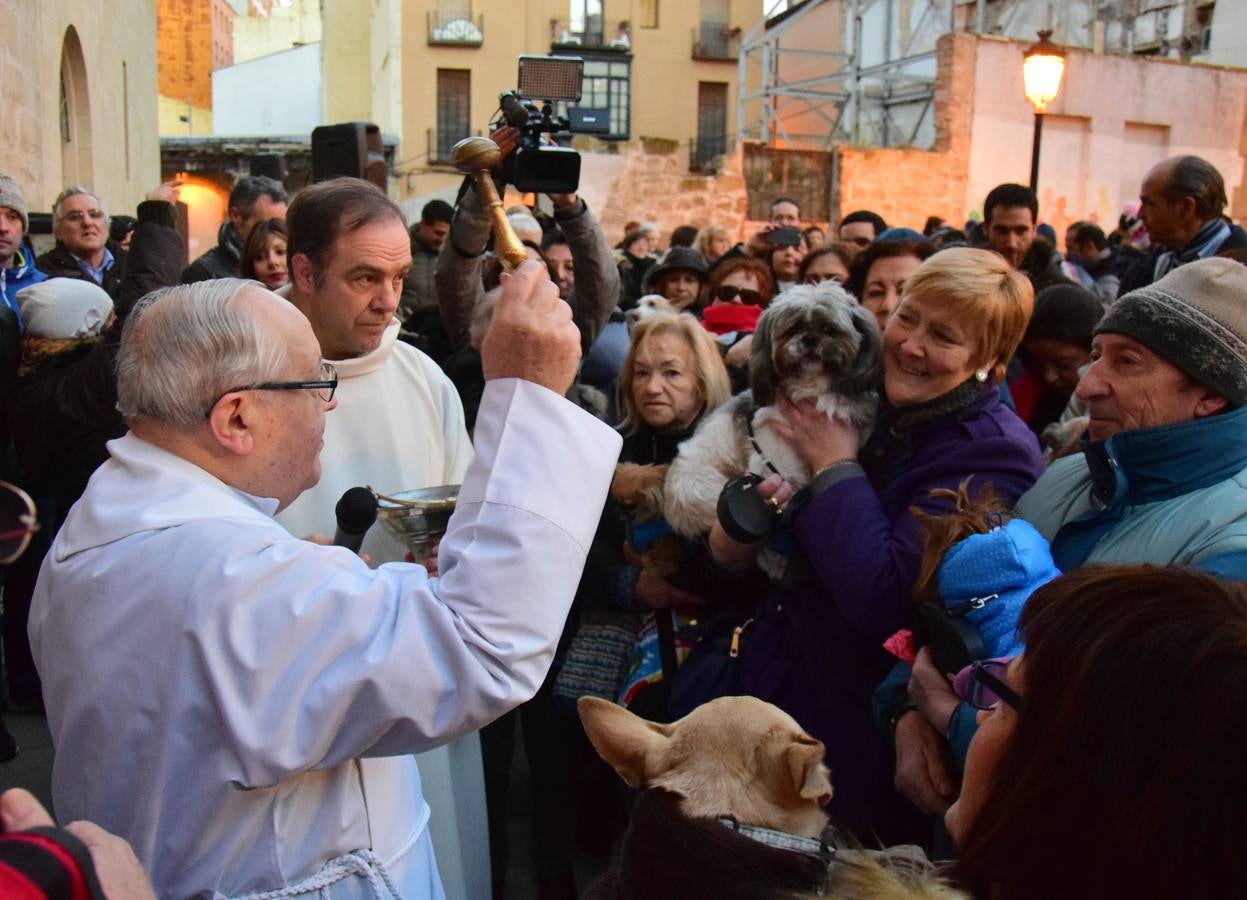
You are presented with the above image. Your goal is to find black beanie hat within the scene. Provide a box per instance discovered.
[1025,284,1104,348]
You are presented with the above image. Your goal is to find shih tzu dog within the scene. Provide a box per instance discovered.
[664,281,883,547]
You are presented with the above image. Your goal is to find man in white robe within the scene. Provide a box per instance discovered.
[272,179,479,897]
[29,266,618,899]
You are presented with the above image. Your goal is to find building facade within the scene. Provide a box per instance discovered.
[393,0,764,199]
[1,0,159,216]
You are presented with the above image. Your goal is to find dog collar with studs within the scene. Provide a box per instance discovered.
[716,817,832,864]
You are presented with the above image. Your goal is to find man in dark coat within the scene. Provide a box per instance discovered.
[181,175,288,283]
[1120,155,1247,293]
[36,187,126,299]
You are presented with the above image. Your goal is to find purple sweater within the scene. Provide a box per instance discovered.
[737,387,1043,844]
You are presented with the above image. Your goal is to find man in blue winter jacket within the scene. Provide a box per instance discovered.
[0,175,47,333]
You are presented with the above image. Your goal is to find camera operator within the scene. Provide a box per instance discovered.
[435,125,619,362]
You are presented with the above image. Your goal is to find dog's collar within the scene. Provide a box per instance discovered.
[716,817,832,865]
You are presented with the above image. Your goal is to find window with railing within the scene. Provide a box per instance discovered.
[433,69,471,163]
[427,7,484,46]
[692,23,740,59]
[695,0,737,59]
[558,0,604,46]
[693,82,728,172]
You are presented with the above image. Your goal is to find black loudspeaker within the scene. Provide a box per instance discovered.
[250,153,287,181]
[311,122,387,190]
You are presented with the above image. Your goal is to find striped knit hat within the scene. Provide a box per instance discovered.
[1096,257,1247,406]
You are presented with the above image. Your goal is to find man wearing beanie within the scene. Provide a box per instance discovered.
[0,175,48,332]
[1014,257,1247,579]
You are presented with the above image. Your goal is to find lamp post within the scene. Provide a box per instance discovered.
[1022,30,1066,194]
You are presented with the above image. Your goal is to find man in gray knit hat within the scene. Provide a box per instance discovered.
[0,175,48,328]
[1014,257,1247,578]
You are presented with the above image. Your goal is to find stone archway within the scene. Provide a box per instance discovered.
[59,26,93,189]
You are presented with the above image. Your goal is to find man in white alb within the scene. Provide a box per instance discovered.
[29,262,618,899]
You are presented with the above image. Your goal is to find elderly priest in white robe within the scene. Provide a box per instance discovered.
[28,261,619,900]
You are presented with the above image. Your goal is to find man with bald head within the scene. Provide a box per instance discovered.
[1121,155,1247,292]
[29,266,619,899]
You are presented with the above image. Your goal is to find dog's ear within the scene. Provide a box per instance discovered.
[842,301,885,397]
[749,307,776,407]
[785,735,833,806]
[578,696,672,789]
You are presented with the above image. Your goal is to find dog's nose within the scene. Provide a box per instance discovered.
[800,334,819,349]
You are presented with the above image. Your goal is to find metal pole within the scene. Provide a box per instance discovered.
[1029,111,1043,193]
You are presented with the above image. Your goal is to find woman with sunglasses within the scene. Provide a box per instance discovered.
[700,257,775,392]
[943,565,1247,899]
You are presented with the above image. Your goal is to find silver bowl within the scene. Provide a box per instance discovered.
[374,485,460,558]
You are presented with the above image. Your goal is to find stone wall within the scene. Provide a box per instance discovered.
[1,0,160,213]
[586,139,752,247]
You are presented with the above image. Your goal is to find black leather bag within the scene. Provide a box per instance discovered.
[913,593,997,675]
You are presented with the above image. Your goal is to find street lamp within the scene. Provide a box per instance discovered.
[1022,30,1066,194]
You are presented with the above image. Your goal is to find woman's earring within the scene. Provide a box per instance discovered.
[975,368,989,383]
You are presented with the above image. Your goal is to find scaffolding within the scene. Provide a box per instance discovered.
[736,0,1205,151]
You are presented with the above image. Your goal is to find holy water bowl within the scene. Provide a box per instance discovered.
[374,485,459,558]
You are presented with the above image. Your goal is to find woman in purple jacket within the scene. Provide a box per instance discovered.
[709,247,1044,844]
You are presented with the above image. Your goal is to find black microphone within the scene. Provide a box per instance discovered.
[499,91,530,129]
[333,487,378,555]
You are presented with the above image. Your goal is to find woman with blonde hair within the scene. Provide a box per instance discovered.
[693,224,733,268]
[709,247,1044,845]
[543,313,739,872]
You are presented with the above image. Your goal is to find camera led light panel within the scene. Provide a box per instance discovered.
[518,55,583,103]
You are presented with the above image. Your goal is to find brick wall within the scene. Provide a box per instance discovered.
[158,0,234,109]
[0,0,48,196]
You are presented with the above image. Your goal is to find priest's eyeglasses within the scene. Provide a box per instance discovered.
[208,362,339,417]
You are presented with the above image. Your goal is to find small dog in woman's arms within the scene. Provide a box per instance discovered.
[663,281,883,541]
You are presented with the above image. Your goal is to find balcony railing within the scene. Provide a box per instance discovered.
[550,20,631,52]
[428,10,484,46]
[692,23,741,60]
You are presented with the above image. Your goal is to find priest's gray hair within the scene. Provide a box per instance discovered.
[116,279,289,428]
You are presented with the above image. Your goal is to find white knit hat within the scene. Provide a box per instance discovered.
[16,279,114,339]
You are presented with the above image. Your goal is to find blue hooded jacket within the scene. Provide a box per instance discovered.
[937,518,1061,660]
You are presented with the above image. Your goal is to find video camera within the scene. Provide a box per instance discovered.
[495,55,611,195]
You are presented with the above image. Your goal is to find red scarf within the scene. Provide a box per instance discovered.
[700,303,762,335]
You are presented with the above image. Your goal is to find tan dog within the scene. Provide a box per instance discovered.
[579,697,969,899]
[609,462,668,522]
[578,694,832,839]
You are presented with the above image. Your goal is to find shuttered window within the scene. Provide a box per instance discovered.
[435,69,471,162]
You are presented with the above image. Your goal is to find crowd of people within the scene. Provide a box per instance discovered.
[1,144,1246,900]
